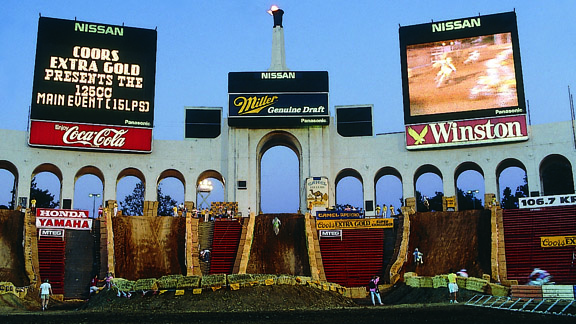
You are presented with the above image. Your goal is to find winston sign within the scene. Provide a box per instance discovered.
[405,115,528,149]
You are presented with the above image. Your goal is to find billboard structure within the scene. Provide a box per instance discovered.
[228,71,329,127]
[29,17,157,152]
[399,12,528,149]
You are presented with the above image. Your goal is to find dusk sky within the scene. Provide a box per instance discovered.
[1,1,574,213]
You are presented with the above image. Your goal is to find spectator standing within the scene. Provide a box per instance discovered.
[375,205,381,217]
[39,279,52,311]
[368,276,383,306]
[447,271,458,303]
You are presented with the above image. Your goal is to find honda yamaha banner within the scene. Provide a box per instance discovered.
[35,208,92,230]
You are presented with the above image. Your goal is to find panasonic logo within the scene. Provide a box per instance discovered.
[261,72,296,79]
[432,18,480,32]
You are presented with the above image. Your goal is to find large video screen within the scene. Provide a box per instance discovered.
[400,12,525,125]
[29,17,157,152]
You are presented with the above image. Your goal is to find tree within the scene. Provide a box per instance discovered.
[501,176,528,209]
[157,184,178,216]
[120,181,144,216]
[416,191,443,212]
[30,179,58,208]
[457,188,483,210]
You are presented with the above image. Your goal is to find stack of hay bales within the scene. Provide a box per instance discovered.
[133,278,158,291]
[404,272,433,288]
[201,274,227,289]
[464,277,489,293]
[156,275,182,290]
[433,275,448,288]
[177,275,201,289]
[112,278,135,291]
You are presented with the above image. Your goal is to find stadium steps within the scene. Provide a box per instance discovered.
[319,229,385,287]
[38,236,66,295]
[209,219,242,274]
[502,206,576,284]
[198,221,214,275]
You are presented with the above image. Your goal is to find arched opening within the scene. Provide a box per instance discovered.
[496,159,528,209]
[257,131,301,214]
[31,164,62,209]
[74,174,104,218]
[0,161,18,209]
[196,170,225,214]
[116,168,145,216]
[455,162,485,210]
[157,169,185,216]
[540,154,574,195]
[335,169,364,212]
[414,165,443,212]
[375,167,403,217]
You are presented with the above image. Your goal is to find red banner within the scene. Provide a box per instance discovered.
[406,115,528,149]
[29,120,152,152]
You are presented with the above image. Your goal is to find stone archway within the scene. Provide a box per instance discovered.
[256,131,302,214]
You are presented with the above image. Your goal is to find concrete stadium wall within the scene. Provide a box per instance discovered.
[0,119,575,215]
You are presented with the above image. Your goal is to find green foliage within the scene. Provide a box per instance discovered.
[157,183,178,216]
[120,181,144,216]
[416,191,443,212]
[457,188,483,210]
[29,179,58,208]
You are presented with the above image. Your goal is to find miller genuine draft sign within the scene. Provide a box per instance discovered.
[228,71,329,127]
[29,17,157,152]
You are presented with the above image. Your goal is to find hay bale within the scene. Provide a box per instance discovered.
[177,276,201,289]
[420,277,433,288]
[433,275,448,288]
[296,276,311,285]
[133,278,158,291]
[276,275,297,285]
[201,274,227,288]
[487,283,510,297]
[112,278,135,291]
[465,277,489,293]
[157,275,183,289]
[405,276,420,288]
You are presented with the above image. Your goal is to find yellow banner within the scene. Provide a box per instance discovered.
[540,235,576,248]
[316,218,394,230]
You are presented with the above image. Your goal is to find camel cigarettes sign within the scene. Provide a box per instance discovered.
[306,177,329,210]
[316,218,393,230]
[36,208,92,230]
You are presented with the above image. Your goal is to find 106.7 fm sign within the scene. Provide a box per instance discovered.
[29,17,157,152]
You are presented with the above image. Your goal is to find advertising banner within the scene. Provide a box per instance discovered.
[29,17,157,152]
[35,208,92,230]
[315,218,394,230]
[519,194,576,209]
[228,71,329,127]
[315,211,364,220]
[540,235,576,248]
[29,120,152,152]
[319,230,342,239]
[405,115,527,149]
[39,229,65,238]
[306,177,329,210]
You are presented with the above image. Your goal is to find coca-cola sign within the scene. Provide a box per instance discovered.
[29,120,152,152]
[405,115,528,150]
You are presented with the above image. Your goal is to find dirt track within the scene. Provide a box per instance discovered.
[0,210,28,286]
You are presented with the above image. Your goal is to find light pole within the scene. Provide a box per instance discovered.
[89,193,101,218]
[467,190,479,209]
[197,179,213,210]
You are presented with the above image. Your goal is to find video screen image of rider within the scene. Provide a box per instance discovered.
[406,32,519,117]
